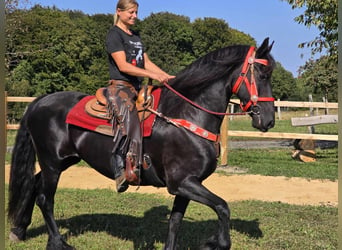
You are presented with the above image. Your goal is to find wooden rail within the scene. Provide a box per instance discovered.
[291,115,338,126]
[227,130,338,141]
[6,124,20,130]
[230,99,338,109]
[6,96,36,102]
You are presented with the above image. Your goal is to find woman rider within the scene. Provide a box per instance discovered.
[106,0,175,192]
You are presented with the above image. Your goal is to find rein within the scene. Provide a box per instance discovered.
[163,82,246,116]
[163,46,274,116]
[146,46,274,142]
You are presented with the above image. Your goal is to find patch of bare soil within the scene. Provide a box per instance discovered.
[4,165,338,207]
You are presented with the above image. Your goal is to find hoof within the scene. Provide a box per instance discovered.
[47,237,75,250]
[9,232,22,242]
[9,227,26,242]
[200,235,231,249]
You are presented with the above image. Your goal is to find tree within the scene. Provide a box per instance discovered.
[6,5,109,97]
[137,12,194,75]
[228,29,256,47]
[192,18,255,58]
[270,62,296,100]
[297,56,337,102]
[5,0,30,71]
[138,14,256,75]
[192,18,232,58]
[281,0,338,63]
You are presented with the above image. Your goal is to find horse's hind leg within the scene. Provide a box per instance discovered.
[35,168,74,250]
[170,177,231,250]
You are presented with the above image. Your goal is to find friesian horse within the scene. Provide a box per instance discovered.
[8,38,275,249]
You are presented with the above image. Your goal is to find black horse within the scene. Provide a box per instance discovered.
[8,38,275,249]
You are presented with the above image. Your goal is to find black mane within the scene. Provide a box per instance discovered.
[170,43,275,91]
[171,45,250,89]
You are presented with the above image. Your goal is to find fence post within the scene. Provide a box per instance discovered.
[0,4,5,246]
[220,114,228,166]
[308,94,315,134]
[277,99,281,120]
[4,91,7,141]
[229,104,234,121]
[323,96,329,115]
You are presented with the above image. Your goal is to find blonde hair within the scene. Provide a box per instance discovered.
[113,0,139,25]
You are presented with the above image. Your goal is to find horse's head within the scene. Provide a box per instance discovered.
[232,38,275,132]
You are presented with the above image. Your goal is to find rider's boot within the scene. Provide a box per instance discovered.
[114,154,129,193]
[106,82,142,191]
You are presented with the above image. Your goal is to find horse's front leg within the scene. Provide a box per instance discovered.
[35,168,75,250]
[164,195,190,250]
[173,176,231,250]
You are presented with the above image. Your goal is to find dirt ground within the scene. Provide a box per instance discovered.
[4,165,338,207]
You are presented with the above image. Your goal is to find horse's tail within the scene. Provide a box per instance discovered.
[7,96,45,224]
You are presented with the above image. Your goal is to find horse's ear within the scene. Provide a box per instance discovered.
[256,38,274,57]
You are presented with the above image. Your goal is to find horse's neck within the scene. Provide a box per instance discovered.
[160,80,229,133]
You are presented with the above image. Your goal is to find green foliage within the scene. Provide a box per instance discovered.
[298,56,338,102]
[6,6,109,96]
[191,17,251,58]
[137,12,195,75]
[138,12,255,75]
[281,0,338,63]
[271,62,296,100]
[281,0,338,102]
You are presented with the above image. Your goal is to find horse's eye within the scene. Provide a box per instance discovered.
[259,74,269,80]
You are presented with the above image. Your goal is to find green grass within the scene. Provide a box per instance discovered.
[224,148,338,181]
[6,130,17,146]
[5,187,337,250]
[228,119,338,135]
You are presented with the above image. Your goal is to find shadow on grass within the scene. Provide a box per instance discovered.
[24,206,262,249]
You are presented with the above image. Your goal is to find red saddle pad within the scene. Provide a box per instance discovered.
[66,88,162,137]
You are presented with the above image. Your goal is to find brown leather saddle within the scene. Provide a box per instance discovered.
[85,85,155,121]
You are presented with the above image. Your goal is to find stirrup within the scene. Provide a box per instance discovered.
[115,170,129,193]
[125,153,140,184]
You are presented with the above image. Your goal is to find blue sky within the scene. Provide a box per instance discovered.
[25,0,323,77]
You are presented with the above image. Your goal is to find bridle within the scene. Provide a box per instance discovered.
[163,46,274,116]
[148,46,275,142]
[232,46,275,114]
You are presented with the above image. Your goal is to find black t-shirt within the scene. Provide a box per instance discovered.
[106,26,145,90]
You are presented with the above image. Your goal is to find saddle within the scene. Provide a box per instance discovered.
[85,85,155,121]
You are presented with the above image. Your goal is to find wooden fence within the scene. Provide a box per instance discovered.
[219,99,338,165]
[5,95,338,164]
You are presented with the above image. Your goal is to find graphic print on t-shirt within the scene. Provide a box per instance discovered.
[129,40,143,67]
